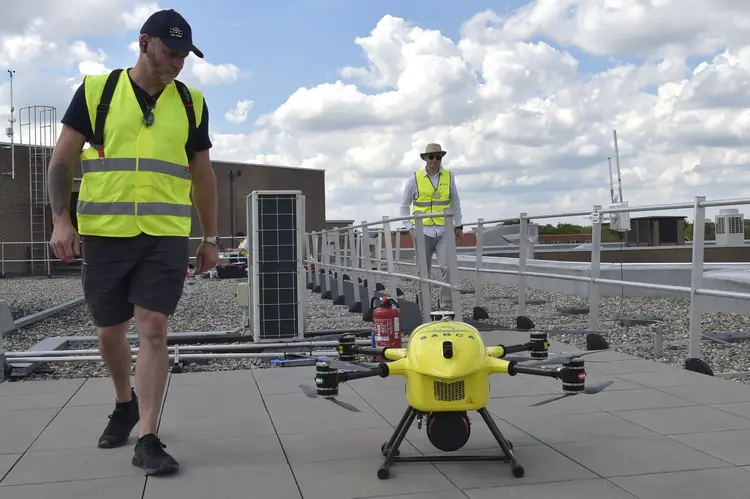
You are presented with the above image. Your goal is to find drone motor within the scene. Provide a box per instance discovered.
[426,411,471,452]
[560,358,586,394]
[315,361,339,397]
[528,331,549,359]
[337,333,357,362]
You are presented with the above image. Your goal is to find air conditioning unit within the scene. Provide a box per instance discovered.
[245,190,306,342]
[715,208,744,246]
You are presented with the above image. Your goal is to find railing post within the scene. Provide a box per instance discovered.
[382,216,399,301]
[443,211,463,320]
[517,213,528,317]
[334,229,344,301]
[688,195,706,361]
[474,218,485,312]
[312,232,321,290]
[414,218,432,321]
[361,221,372,309]
[347,225,358,286]
[588,205,602,333]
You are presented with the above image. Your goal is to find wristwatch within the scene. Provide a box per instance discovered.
[202,236,220,246]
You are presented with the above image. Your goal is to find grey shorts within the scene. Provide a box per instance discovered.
[80,233,189,328]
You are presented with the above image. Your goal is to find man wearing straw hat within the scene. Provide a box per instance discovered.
[399,143,464,311]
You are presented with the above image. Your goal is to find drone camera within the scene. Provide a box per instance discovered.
[337,333,357,362]
[315,361,340,397]
[528,331,549,359]
[559,358,586,394]
[442,341,453,359]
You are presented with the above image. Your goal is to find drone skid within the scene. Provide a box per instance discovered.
[376,405,525,480]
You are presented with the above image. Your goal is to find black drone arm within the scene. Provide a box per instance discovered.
[336,363,390,382]
[351,346,389,358]
[507,362,560,379]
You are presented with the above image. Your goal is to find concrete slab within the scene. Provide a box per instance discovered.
[1,335,750,498]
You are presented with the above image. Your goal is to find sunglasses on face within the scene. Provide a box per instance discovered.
[427,155,442,160]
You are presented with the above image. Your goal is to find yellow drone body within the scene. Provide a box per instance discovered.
[381,319,512,413]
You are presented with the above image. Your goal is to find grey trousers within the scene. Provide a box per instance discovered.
[419,231,453,311]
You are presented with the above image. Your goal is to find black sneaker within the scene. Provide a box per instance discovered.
[98,389,140,448]
[132,434,180,475]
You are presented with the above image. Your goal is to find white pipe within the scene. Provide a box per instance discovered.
[12,350,342,364]
[6,340,373,358]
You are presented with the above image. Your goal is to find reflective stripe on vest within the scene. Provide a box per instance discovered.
[411,168,451,227]
[75,69,204,238]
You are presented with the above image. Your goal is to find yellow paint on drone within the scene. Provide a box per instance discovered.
[378,320,513,413]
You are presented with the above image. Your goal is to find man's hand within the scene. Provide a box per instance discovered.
[50,220,80,263]
[194,242,219,274]
[455,229,463,246]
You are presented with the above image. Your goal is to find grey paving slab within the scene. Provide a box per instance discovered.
[609,467,750,499]
[0,477,146,499]
[0,407,59,454]
[3,328,750,498]
[464,478,639,499]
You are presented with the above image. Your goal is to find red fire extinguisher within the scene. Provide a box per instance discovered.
[372,296,401,360]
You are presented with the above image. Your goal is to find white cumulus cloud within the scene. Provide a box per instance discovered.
[4,1,750,228]
[213,3,750,224]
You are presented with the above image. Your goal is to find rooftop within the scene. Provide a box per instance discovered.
[2,329,749,498]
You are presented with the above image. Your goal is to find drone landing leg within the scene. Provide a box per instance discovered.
[477,408,525,478]
[378,406,418,479]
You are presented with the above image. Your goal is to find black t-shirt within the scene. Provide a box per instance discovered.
[61,70,212,152]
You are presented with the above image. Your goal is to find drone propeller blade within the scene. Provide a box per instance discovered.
[529,379,614,406]
[329,398,361,412]
[298,384,361,412]
[525,350,602,367]
[530,393,572,406]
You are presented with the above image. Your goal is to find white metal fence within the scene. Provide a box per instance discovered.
[306,195,750,369]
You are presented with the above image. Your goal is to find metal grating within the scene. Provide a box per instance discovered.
[247,190,306,341]
[434,379,465,401]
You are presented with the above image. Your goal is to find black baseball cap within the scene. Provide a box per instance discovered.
[140,9,204,59]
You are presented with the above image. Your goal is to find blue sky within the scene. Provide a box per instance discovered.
[91,0,621,136]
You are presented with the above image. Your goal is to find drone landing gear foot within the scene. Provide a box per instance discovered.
[478,408,524,478]
[376,406,525,480]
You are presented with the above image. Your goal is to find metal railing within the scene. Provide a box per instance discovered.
[0,236,238,277]
[305,195,750,372]
[305,211,464,323]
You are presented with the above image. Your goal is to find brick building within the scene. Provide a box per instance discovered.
[0,141,327,277]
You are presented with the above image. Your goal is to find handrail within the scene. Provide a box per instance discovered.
[305,194,750,371]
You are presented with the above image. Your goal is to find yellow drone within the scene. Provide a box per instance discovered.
[299,311,613,480]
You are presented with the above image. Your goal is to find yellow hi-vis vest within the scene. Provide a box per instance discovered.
[411,167,452,226]
[76,68,204,238]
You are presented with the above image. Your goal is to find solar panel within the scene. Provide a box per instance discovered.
[246,190,306,341]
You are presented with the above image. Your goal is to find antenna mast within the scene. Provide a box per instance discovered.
[4,69,15,179]
[613,129,624,202]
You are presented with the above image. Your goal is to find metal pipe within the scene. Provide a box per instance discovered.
[12,350,341,364]
[6,340,373,358]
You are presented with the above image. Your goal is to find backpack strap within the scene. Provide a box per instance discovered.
[90,68,123,158]
[173,79,196,167]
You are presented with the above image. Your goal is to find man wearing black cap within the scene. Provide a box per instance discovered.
[47,8,219,476]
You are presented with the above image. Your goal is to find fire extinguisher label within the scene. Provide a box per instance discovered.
[394,317,400,340]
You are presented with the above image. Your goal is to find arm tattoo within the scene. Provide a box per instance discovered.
[48,161,72,218]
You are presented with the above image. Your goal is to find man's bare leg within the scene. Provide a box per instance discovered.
[98,322,133,402]
[133,305,170,437]
[131,304,179,475]
[97,321,141,448]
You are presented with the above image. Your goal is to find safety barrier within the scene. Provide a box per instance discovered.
[305,196,750,375]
